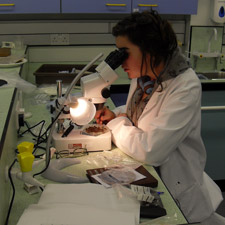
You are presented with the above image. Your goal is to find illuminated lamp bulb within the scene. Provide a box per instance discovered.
[70,98,96,125]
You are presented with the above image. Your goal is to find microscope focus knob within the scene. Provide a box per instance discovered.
[101,88,111,99]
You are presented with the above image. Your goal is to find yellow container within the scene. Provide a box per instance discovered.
[17,142,34,154]
[17,152,34,172]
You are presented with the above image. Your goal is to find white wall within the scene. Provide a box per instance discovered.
[191,0,224,26]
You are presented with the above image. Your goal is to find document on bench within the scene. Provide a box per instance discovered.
[17,183,140,225]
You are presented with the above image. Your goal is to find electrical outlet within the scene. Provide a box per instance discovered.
[50,34,70,45]
[15,100,25,130]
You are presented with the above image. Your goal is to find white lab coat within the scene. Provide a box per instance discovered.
[107,68,223,223]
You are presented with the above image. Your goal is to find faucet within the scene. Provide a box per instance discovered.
[208,28,217,53]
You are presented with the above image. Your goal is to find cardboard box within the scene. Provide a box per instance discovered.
[0,48,11,57]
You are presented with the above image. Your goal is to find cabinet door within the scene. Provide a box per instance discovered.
[132,0,198,15]
[62,0,131,13]
[0,0,60,13]
[201,89,225,180]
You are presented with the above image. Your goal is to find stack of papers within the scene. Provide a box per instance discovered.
[93,168,146,188]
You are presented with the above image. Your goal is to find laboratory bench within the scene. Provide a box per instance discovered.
[8,62,189,225]
[2,79,189,225]
[0,46,189,225]
[1,45,225,225]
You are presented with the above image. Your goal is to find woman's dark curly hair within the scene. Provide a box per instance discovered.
[112,10,177,82]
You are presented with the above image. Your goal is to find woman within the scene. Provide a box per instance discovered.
[95,10,225,225]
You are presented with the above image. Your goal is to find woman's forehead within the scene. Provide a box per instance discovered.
[116,36,135,50]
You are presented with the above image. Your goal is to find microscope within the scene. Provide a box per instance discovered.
[51,49,128,152]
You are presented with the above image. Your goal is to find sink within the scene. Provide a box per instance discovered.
[197,72,225,80]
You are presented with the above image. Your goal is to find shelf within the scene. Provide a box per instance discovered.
[192,52,224,58]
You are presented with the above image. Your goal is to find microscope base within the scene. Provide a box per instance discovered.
[52,128,112,152]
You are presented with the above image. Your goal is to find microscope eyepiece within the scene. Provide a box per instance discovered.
[105,48,128,70]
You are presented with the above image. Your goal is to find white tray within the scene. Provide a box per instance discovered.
[0,58,27,68]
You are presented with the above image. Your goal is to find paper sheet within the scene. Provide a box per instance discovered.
[17,203,136,225]
[92,169,146,188]
[17,183,140,225]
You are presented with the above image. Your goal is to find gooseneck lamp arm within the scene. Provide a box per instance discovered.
[45,53,103,166]
[64,53,104,99]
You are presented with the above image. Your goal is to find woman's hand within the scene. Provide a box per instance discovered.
[95,106,116,124]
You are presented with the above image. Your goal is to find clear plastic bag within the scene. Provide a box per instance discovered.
[0,71,36,93]
[36,83,69,96]
[112,183,137,200]
[99,166,137,185]
[85,150,141,169]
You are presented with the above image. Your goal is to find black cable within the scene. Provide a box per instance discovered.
[15,145,46,156]
[18,120,45,138]
[17,120,48,158]
[17,113,58,152]
[33,108,64,178]
[4,108,64,224]
[38,111,61,141]
[32,120,46,154]
[33,139,46,148]
[39,186,44,192]
[32,145,51,178]
[4,159,17,225]
[17,126,21,136]
[16,106,65,180]
[61,122,74,137]
[18,121,47,154]
[33,145,46,151]
[34,153,45,159]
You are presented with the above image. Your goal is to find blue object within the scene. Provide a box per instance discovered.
[219,6,225,18]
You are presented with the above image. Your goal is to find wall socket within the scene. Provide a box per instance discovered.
[50,34,70,45]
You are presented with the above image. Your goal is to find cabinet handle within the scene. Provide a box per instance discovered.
[0,4,15,6]
[138,4,158,7]
[201,106,225,111]
[106,3,126,6]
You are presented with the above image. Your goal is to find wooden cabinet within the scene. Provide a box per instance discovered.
[0,0,60,13]
[132,0,198,14]
[61,0,131,13]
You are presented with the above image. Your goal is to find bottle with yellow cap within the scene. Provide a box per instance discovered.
[17,142,34,172]
[17,142,34,154]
